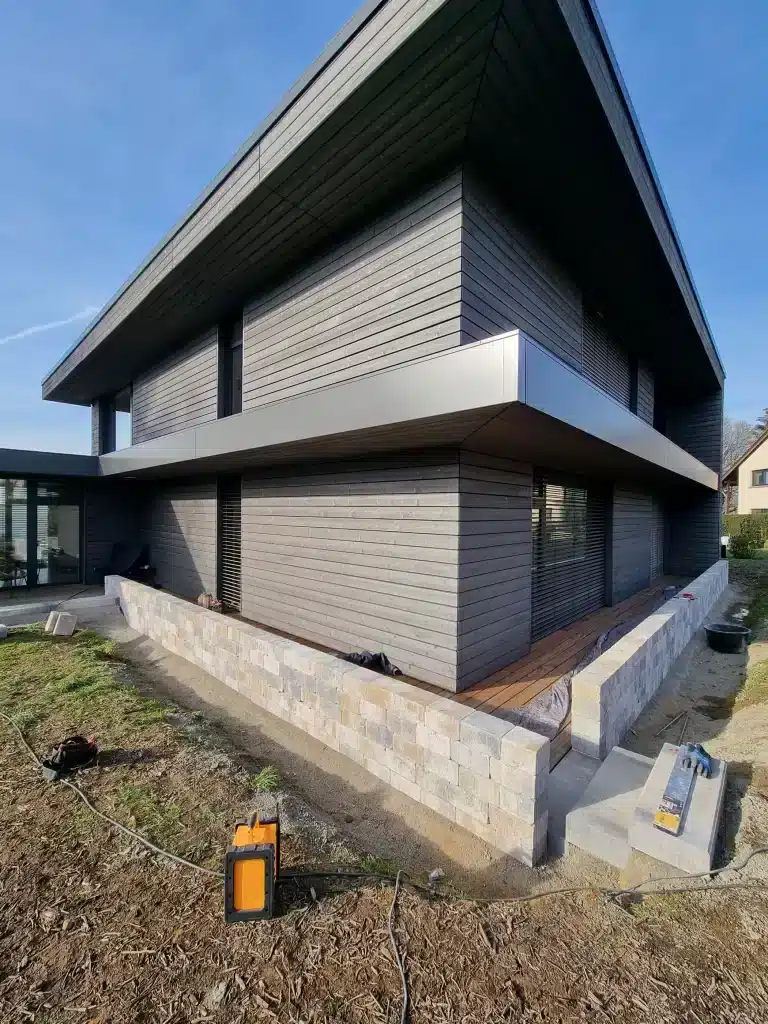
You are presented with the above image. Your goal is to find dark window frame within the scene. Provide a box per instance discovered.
[752,469,768,487]
[0,475,84,589]
[218,315,243,419]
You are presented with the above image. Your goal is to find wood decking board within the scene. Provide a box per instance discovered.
[457,581,672,715]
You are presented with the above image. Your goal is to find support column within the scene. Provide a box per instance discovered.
[91,396,116,455]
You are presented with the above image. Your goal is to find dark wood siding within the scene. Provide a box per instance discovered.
[242,174,463,409]
[665,390,723,474]
[456,453,532,689]
[131,329,219,444]
[141,480,217,598]
[637,361,655,425]
[611,485,652,604]
[666,489,721,577]
[240,453,460,688]
[461,175,583,370]
[83,481,142,584]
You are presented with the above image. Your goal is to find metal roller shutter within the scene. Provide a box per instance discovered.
[650,497,664,580]
[218,477,242,611]
[531,472,606,641]
[583,310,631,408]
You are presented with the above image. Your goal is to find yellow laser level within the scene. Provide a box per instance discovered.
[224,812,280,922]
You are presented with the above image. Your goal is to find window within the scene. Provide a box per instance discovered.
[0,478,82,588]
[752,470,768,487]
[218,315,243,418]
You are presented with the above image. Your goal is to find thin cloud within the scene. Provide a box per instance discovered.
[0,305,101,347]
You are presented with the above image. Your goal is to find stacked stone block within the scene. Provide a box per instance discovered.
[105,575,549,865]
[572,560,728,759]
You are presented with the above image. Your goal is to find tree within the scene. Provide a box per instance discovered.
[755,408,768,433]
[723,415,759,474]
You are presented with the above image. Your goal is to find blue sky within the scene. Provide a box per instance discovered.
[0,0,765,453]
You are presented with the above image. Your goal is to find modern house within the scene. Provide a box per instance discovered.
[723,429,768,515]
[2,0,723,697]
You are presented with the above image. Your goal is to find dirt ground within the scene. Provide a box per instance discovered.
[1,573,767,1023]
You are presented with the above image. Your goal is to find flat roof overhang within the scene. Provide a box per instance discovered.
[98,333,719,491]
[43,0,723,408]
[0,449,100,479]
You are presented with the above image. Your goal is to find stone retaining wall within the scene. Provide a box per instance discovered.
[571,560,729,760]
[105,576,549,865]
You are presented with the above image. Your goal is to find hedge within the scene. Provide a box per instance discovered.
[724,512,768,543]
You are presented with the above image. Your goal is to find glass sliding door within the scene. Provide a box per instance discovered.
[0,478,29,589]
[36,481,82,585]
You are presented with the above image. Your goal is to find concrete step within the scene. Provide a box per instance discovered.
[548,750,601,857]
[629,742,727,874]
[565,747,654,869]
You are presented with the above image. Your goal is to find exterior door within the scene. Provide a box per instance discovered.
[531,472,607,641]
[218,476,242,611]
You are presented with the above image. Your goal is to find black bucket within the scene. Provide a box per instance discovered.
[704,623,751,654]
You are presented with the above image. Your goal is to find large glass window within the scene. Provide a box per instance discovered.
[752,469,768,487]
[36,482,82,585]
[0,478,82,588]
[0,479,28,589]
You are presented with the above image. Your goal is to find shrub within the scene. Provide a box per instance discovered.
[731,531,757,559]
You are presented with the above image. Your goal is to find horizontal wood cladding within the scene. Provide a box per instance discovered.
[637,361,655,425]
[131,329,218,444]
[460,175,583,370]
[456,452,533,689]
[242,175,463,410]
[141,480,217,598]
[611,485,652,604]
[240,454,461,688]
[665,489,721,577]
[84,481,142,584]
[665,390,723,475]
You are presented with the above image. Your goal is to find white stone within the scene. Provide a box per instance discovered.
[52,612,77,636]
[45,611,60,633]
[629,742,727,874]
[565,747,654,869]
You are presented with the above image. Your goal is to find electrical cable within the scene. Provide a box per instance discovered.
[2,706,768,1024]
[0,709,224,879]
[388,870,408,1024]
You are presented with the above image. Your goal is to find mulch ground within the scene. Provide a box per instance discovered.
[1,625,768,1023]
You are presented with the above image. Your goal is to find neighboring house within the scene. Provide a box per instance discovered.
[1,0,724,694]
[723,429,768,515]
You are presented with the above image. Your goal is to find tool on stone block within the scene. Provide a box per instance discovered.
[654,742,713,835]
[224,811,280,922]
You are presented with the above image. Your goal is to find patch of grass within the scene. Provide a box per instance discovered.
[0,625,169,746]
[250,764,280,792]
[113,783,184,847]
[743,577,768,634]
[735,659,768,711]
[357,854,398,876]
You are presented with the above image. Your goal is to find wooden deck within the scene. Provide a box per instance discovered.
[453,579,681,768]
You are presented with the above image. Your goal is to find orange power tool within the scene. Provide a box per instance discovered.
[224,812,280,922]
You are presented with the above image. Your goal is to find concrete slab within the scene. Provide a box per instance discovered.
[565,747,654,869]
[45,611,60,633]
[0,595,118,628]
[629,742,727,874]
[52,612,77,636]
[548,750,601,857]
